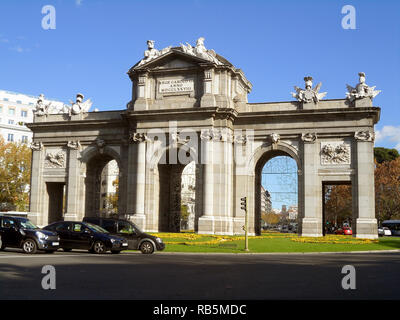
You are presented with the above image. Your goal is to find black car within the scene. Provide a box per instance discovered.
[0,215,60,254]
[43,221,128,254]
[83,217,165,254]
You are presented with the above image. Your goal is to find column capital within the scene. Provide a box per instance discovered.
[354,131,375,142]
[129,131,148,143]
[301,132,317,143]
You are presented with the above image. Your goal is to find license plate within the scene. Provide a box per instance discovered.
[122,243,128,246]
[52,242,59,246]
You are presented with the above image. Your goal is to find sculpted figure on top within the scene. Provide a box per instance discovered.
[136,37,222,67]
[137,40,172,67]
[346,72,381,102]
[34,94,52,117]
[180,37,222,65]
[68,93,92,116]
[291,76,327,103]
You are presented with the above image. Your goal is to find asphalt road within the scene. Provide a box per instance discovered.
[0,249,399,300]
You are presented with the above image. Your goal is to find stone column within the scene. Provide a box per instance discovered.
[128,132,147,229]
[28,142,44,226]
[301,133,322,237]
[65,142,81,221]
[213,129,234,235]
[354,131,378,239]
[198,129,215,234]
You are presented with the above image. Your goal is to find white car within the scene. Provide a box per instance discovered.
[378,227,392,237]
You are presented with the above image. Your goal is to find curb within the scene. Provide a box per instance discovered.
[123,249,400,255]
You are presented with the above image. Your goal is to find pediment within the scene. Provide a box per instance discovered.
[128,49,216,74]
[147,56,199,70]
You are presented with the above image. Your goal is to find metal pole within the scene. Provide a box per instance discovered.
[245,199,249,252]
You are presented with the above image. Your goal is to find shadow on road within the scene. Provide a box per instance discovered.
[0,253,399,300]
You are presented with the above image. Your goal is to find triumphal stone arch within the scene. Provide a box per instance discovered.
[27,38,381,239]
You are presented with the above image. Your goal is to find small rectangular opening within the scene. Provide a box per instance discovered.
[322,181,352,236]
[46,182,65,223]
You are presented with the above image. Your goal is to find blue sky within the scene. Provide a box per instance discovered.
[0,0,399,208]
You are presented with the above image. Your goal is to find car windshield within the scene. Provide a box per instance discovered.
[86,223,109,234]
[19,220,39,230]
[132,223,142,233]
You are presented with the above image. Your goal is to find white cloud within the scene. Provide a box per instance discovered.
[9,46,30,53]
[375,125,400,150]
[0,34,9,43]
[76,0,83,6]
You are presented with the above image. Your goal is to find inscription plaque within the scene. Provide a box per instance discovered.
[159,79,194,94]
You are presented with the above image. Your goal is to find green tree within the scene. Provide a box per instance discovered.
[374,147,400,164]
[375,157,400,222]
[261,212,280,225]
[0,138,31,211]
[181,204,190,222]
[324,185,352,226]
[105,178,119,213]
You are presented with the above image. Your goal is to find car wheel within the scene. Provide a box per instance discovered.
[0,236,4,250]
[92,241,106,254]
[22,239,37,254]
[140,241,154,254]
[111,250,121,254]
[63,248,72,252]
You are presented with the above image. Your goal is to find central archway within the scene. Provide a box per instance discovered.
[253,144,302,235]
[156,147,198,232]
[83,148,122,219]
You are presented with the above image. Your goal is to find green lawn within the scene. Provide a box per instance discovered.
[147,232,400,253]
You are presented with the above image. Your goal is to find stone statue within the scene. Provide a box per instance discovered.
[180,37,222,65]
[68,93,92,116]
[291,76,327,103]
[346,72,381,102]
[34,94,52,116]
[137,40,171,67]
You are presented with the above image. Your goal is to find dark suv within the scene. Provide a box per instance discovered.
[0,215,60,254]
[43,221,129,254]
[83,217,165,254]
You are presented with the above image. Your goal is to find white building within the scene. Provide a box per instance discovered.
[181,161,196,230]
[0,90,64,144]
[260,186,272,214]
[288,205,298,220]
[100,160,120,216]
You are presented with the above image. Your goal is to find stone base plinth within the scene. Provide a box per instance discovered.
[354,98,372,108]
[356,218,378,239]
[232,217,256,236]
[301,217,323,237]
[213,217,234,235]
[200,93,216,108]
[198,216,215,234]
